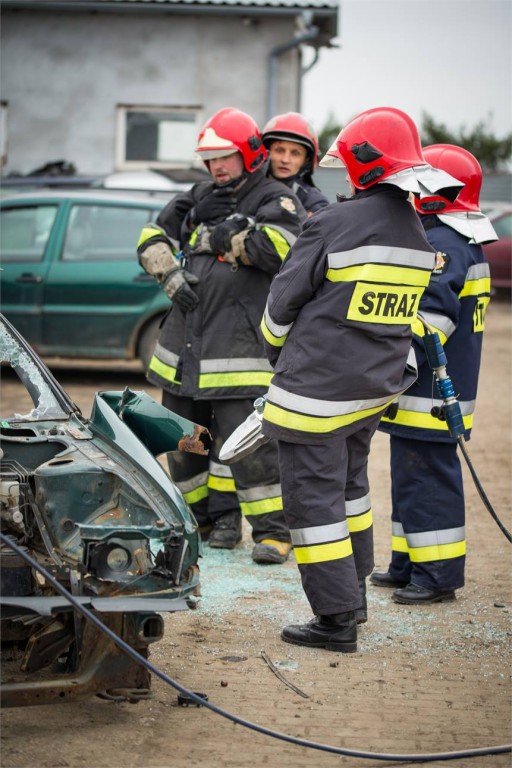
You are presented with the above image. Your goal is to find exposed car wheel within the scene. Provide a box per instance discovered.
[137,317,163,371]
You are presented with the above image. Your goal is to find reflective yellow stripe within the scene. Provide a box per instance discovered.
[183,485,209,505]
[473,296,490,332]
[347,283,424,325]
[260,317,288,347]
[347,510,373,533]
[381,409,473,431]
[199,371,273,389]
[262,226,290,261]
[137,224,164,248]
[264,400,389,434]
[208,475,236,492]
[326,264,431,286]
[240,495,282,517]
[392,535,409,553]
[294,538,353,565]
[148,355,181,385]
[189,227,200,247]
[409,540,466,562]
[459,276,491,297]
[412,318,448,345]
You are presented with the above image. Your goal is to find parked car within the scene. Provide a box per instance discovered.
[0,313,210,707]
[0,189,175,368]
[483,208,512,292]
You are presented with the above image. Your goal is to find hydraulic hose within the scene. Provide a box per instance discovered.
[421,322,511,544]
[1,532,510,764]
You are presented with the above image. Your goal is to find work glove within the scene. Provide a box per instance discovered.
[210,215,253,267]
[190,189,237,225]
[163,266,200,312]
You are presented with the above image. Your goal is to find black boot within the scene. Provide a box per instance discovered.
[355,579,367,625]
[281,612,357,653]
[370,570,408,588]
[208,512,242,549]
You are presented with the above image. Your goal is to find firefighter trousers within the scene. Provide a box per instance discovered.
[162,392,289,543]
[387,435,466,591]
[277,414,380,616]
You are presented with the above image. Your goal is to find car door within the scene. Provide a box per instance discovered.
[0,200,62,346]
[41,198,166,358]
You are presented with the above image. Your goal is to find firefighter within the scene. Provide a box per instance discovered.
[374,145,497,604]
[137,107,305,564]
[260,107,463,652]
[261,112,329,215]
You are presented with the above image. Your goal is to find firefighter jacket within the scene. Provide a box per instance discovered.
[260,185,437,444]
[379,216,491,442]
[280,175,329,215]
[141,168,305,399]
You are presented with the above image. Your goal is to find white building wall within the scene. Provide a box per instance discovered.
[1,10,300,175]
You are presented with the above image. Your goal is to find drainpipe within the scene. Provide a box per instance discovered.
[267,19,320,120]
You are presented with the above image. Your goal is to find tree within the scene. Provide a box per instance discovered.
[420,113,512,172]
[317,112,343,157]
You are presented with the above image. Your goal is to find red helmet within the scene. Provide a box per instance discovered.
[195,107,267,174]
[415,144,482,214]
[322,107,426,189]
[261,112,319,169]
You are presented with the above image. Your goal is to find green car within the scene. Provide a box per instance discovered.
[0,189,172,368]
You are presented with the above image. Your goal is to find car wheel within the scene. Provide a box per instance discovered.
[137,317,163,371]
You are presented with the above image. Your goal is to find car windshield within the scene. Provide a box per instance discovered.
[0,319,69,421]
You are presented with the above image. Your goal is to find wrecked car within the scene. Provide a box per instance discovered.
[0,313,210,707]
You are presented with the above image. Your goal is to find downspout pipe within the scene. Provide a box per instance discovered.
[267,24,319,120]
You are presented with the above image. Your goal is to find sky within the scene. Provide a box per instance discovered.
[302,0,512,139]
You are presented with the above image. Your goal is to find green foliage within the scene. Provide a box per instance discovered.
[317,112,343,156]
[420,113,512,172]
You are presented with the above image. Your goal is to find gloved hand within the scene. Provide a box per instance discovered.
[210,215,250,255]
[191,189,236,224]
[163,266,200,312]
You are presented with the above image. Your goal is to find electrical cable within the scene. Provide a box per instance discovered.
[1,532,510,764]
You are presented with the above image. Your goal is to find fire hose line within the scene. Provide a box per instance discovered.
[1,532,510,764]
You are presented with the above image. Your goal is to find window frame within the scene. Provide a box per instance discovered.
[115,104,203,171]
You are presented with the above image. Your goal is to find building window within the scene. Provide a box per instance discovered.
[116,106,202,170]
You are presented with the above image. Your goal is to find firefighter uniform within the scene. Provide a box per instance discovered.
[379,216,492,592]
[260,185,436,615]
[139,166,305,543]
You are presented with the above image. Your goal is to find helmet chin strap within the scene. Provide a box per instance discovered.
[214,172,249,192]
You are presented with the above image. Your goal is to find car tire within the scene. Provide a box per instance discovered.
[137,316,163,371]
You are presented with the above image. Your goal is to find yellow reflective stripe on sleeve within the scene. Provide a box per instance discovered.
[183,485,209,505]
[137,224,164,249]
[347,283,424,325]
[381,409,473,431]
[199,371,273,389]
[326,264,431,286]
[409,540,466,562]
[473,295,490,332]
[240,495,283,516]
[207,475,236,493]
[148,355,181,385]
[392,534,409,553]
[263,400,389,434]
[262,226,290,261]
[459,276,491,298]
[412,318,448,345]
[346,510,373,533]
[260,317,288,347]
[294,538,353,565]
[189,227,200,247]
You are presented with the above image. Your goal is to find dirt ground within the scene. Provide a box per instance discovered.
[1,297,511,768]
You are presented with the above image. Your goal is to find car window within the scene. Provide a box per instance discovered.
[492,213,512,239]
[62,204,157,261]
[0,205,58,263]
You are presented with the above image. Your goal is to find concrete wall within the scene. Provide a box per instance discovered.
[1,10,301,175]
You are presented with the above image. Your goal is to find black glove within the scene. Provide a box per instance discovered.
[163,266,200,312]
[210,215,250,255]
[191,189,236,224]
